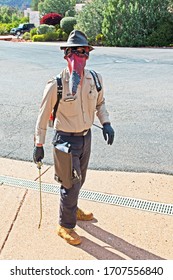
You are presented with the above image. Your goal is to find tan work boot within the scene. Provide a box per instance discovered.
[57,226,82,246]
[76,208,94,221]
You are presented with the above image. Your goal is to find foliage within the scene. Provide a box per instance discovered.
[0,24,8,35]
[1,13,11,23]
[0,5,22,23]
[31,0,39,10]
[65,8,76,17]
[102,0,173,47]
[30,27,37,38]
[95,33,105,45]
[32,34,46,41]
[60,16,77,34]
[19,16,29,23]
[23,31,31,40]
[38,0,76,16]
[56,28,68,40]
[0,22,17,34]
[37,24,55,34]
[44,32,58,41]
[75,0,108,41]
[147,20,173,46]
[32,29,67,41]
[40,12,62,26]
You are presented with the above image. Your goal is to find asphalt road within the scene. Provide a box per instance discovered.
[0,41,173,174]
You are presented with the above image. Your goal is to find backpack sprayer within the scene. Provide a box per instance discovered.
[37,71,103,228]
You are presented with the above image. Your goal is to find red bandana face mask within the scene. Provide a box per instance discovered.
[64,47,89,96]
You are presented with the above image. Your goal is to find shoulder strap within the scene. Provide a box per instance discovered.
[90,70,102,92]
[53,70,101,123]
[52,75,62,123]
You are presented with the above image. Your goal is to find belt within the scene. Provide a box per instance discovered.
[57,130,89,137]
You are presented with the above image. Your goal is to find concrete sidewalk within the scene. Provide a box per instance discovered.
[0,157,173,260]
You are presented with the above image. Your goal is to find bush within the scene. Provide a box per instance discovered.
[54,24,60,30]
[95,33,105,45]
[56,28,68,41]
[0,24,8,35]
[60,17,77,34]
[37,24,56,34]
[30,27,37,38]
[32,34,46,42]
[102,0,172,47]
[75,0,106,40]
[32,32,60,42]
[20,16,29,23]
[23,32,31,40]
[44,32,58,41]
[65,9,76,17]
[40,13,62,26]
[0,23,16,34]
[147,20,173,47]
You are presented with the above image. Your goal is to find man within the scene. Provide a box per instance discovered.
[33,30,114,246]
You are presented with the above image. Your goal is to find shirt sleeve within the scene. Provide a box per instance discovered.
[35,79,57,144]
[96,74,111,125]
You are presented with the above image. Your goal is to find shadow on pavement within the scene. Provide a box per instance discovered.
[77,220,165,260]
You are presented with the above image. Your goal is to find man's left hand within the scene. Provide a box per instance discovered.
[102,123,115,145]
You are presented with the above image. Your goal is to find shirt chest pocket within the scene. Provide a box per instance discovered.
[58,98,78,117]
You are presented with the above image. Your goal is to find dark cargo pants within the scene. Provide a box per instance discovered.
[53,129,91,229]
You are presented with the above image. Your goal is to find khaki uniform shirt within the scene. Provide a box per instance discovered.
[35,68,110,144]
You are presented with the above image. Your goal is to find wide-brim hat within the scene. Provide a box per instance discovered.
[60,30,94,51]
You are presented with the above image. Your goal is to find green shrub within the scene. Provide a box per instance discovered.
[54,24,60,30]
[0,25,8,35]
[12,14,19,22]
[102,0,172,47]
[62,31,68,41]
[0,23,14,35]
[20,17,29,23]
[60,17,77,34]
[75,0,106,40]
[65,9,76,17]
[37,24,56,34]
[48,25,56,33]
[10,21,19,28]
[56,28,68,41]
[30,27,37,38]
[32,34,46,42]
[147,20,173,47]
[95,33,105,45]
[0,23,16,34]
[32,32,60,42]
[23,32,31,40]
[44,32,58,41]
[2,13,11,23]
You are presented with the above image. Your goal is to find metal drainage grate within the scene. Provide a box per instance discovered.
[0,175,173,216]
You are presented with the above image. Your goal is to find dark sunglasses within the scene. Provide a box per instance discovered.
[65,47,89,58]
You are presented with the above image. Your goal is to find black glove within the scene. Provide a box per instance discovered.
[33,146,44,163]
[102,123,114,145]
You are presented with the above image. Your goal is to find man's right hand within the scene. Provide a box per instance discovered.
[33,146,44,163]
